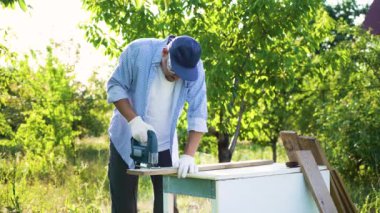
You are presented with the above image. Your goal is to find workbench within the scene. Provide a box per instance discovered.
[163,163,330,213]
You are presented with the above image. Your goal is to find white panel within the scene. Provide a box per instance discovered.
[214,170,330,213]
[187,163,328,181]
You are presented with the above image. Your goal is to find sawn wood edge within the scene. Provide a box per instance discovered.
[127,159,274,176]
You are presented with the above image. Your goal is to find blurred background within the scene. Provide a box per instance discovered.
[0,0,379,212]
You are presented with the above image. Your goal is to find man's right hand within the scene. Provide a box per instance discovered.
[128,116,155,144]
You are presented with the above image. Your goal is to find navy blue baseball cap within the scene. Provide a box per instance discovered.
[169,35,201,81]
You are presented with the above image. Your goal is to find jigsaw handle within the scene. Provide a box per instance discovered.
[147,130,158,165]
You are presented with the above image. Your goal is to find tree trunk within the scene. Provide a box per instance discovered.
[228,101,245,158]
[271,137,277,162]
[218,132,231,162]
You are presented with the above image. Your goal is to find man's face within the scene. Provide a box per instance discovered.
[161,48,180,82]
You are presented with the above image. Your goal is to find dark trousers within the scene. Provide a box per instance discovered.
[108,142,173,213]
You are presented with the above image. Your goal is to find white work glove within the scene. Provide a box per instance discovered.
[128,116,155,144]
[175,154,198,178]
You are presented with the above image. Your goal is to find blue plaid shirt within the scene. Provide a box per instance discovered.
[107,36,208,168]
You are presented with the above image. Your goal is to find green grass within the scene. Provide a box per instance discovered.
[0,137,378,212]
[231,141,288,163]
[0,136,111,212]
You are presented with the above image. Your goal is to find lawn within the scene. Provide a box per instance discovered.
[0,136,376,212]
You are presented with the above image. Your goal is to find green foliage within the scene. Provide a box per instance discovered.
[288,21,380,207]
[319,28,380,183]
[360,188,380,213]
[197,135,218,156]
[0,0,349,210]
[322,0,369,50]
[0,34,20,138]
[325,0,368,26]
[0,28,115,209]
[74,72,112,138]
[0,137,111,211]
[0,48,79,180]
[0,0,27,11]
[81,0,337,162]
[81,0,379,174]
[176,105,217,156]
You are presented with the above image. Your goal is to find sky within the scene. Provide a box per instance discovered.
[0,0,375,84]
[0,0,113,84]
[327,0,373,5]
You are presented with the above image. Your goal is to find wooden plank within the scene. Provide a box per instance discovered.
[313,137,333,169]
[298,136,330,166]
[279,131,301,163]
[127,159,273,176]
[330,172,346,213]
[331,170,352,212]
[337,174,357,213]
[336,170,357,213]
[295,150,338,213]
[331,171,351,213]
[331,169,357,213]
[279,130,355,212]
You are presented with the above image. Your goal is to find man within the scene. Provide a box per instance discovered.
[106,35,208,213]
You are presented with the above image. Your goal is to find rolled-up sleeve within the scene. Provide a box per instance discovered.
[186,61,208,133]
[107,46,134,103]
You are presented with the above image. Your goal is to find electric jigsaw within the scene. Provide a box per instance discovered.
[130,130,159,168]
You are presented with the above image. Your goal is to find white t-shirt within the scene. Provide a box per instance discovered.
[145,65,182,151]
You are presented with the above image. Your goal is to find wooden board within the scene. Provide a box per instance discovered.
[279,131,301,163]
[280,130,356,213]
[127,159,273,176]
[295,150,337,213]
[298,136,330,167]
[331,170,350,212]
[331,169,357,213]
[330,173,346,213]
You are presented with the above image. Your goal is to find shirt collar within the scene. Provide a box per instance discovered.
[151,36,171,64]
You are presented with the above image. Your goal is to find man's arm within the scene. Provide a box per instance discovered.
[186,61,208,133]
[184,131,203,156]
[107,45,133,104]
[176,62,207,178]
[113,99,137,122]
[114,99,154,143]
[176,131,203,178]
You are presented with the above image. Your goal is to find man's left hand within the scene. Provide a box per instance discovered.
[175,155,198,178]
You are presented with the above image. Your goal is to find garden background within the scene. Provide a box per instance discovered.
[1,0,379,212]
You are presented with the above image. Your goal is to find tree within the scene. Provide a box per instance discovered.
[0,44,83,180]
[323,0,369,48]
[73,72,113,138]
[290,22,380,206]
[325,0,369,26]
[82,0,335,162]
